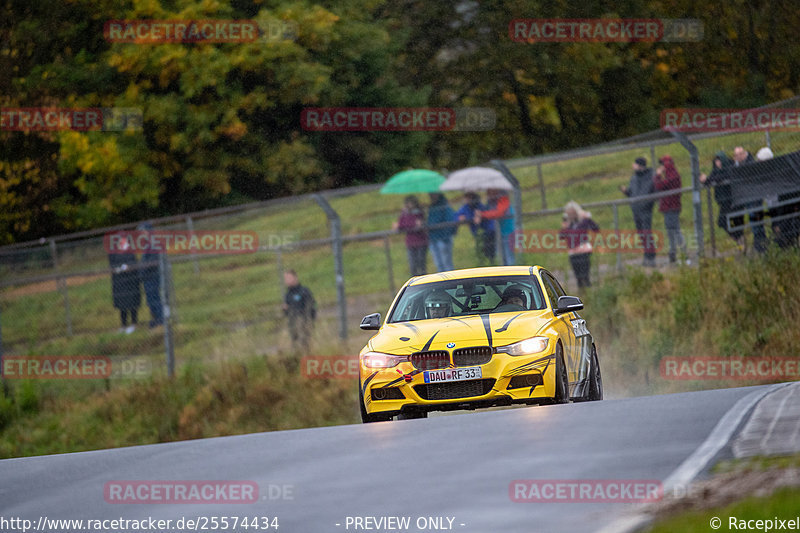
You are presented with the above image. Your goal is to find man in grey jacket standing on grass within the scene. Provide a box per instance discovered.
[620,157,657,267]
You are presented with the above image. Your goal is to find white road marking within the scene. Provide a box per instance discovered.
[594,382,794,533]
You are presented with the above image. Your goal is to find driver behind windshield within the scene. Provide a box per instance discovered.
[425,290,452,319]
[493,285,527,313]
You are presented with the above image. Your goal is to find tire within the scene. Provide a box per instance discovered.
[359,384,390,423]
[542,342,569,405]
[587,344,603,401]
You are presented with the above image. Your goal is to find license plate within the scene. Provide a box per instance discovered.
[423,366,482,384]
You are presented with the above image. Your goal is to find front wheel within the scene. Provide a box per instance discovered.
[541,342,569,405]
[586,344,603,401]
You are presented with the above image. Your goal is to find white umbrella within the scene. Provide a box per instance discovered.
[439,166,513,191]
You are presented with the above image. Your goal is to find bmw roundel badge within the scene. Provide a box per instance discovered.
[446,342,456,349]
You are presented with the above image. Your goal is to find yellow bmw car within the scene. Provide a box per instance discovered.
[358,266,602,422]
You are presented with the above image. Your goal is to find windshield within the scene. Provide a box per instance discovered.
[387,276,545,323]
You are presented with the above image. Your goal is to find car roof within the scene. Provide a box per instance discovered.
[406,266,543,286]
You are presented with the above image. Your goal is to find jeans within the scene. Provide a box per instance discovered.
[429,239,454,272]
[407,245,427,276]
[143,277,163,324]
[501,233,516,266]
[633,209,656,261]
[569,253,592,287]
[662,210,686,262]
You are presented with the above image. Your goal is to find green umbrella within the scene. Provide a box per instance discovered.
[380,169,446,194]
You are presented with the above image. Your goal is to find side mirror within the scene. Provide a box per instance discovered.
[554,295,583,315]
[360,312,382,330]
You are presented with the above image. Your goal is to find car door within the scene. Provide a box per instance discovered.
[543,272,592,392]
[540,272,579,389]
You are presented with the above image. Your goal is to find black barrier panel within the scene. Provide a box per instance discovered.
[726,150,800,208]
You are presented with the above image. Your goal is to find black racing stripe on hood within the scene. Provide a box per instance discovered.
[421,331,440,352]
[481,314,493,347]
[495,313,523,333]
[442,317,472,326]
[402,323,420,335]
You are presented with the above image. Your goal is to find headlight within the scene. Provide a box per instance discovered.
[496,337,549,356]
[361,352,408,368]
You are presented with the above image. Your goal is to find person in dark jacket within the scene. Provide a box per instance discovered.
[282,269,316,352]
[733,146,766,253]
[137,222,164,328]
[393,195,428,276]
[559,201,599,288]
[108,234,141,333]
[620,157,656,266]
[427,193,457,272]
[654,155,688,264]
[700,151,743,245]
[455,192,495,265]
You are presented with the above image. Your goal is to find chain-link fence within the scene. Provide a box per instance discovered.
[2,99,800,384]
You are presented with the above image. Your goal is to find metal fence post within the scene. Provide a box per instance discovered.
[669,131,704,258]
[50,239,73,336]
[537,164,547,209]
[313,194,347,340]
[706,187,716,257]
[185,216,200,275]
[613,204,622,274]
[0,304,6,398]
[159,253,175,378]
[383,235,395,293]
[275,247,284,288]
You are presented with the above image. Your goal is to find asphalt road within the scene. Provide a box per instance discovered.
[0,384,781,533]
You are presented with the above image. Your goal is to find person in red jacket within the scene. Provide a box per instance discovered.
[654,155,687,264]
[392,195,428,276]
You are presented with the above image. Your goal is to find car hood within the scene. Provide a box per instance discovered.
[368,310,553,354]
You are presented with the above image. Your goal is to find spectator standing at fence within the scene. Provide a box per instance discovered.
[393,195,428,276]
[476,188,516,265]
[427,193,457,272]
[282,269,316,353]
[620,157,656,267]
[700,151,743,247]
[456,191,495,265]
[137,222,164,328]
[654,156,688,264]
[559,201,599,288]
[733,146,767,253]
[109,234,141,334]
